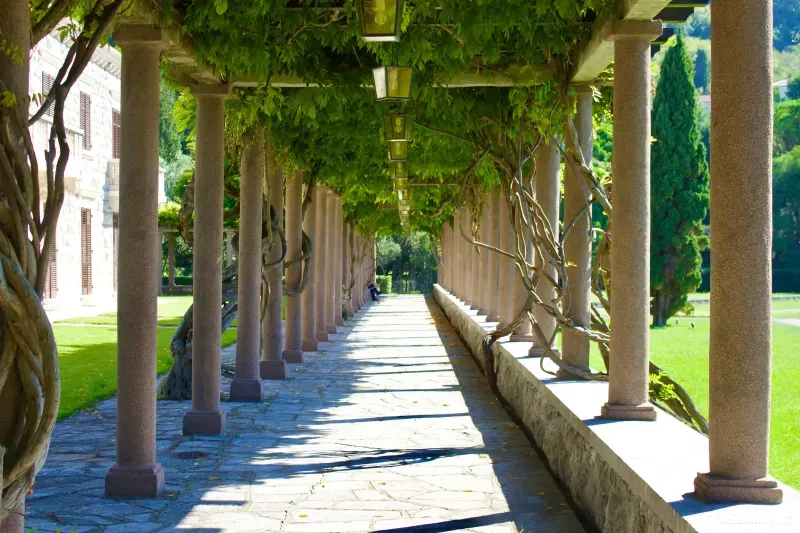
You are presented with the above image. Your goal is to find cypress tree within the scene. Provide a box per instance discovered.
[650,33,710,326]
[694,49,709,94]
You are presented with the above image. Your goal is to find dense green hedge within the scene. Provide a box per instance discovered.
[699,269,800,293]
[163,276,193,286]
[376,275,392,294]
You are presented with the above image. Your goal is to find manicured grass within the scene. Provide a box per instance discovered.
[589,314,800,490]
[54,296,238,420]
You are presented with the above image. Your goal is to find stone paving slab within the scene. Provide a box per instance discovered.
[26,295,585,533]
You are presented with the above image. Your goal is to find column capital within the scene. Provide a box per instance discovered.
[113,25,167,47]
[571,83,594,95]
[608,19,662,41]
[190,83,232,99]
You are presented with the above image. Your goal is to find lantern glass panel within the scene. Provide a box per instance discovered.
[384,114,414,141]
[359,0,403,42]
[388,141,409,161]
[397,188,411,202]
[373,67,412,101]
[389,160,408,179]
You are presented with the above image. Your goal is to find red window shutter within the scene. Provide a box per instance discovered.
[80,92,92,150]
[42,72,54,118]
[81,208,93,295]
[112,109,121,159]
[113,213,119,292]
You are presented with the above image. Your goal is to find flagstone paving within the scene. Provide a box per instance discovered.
[26,295,585,533]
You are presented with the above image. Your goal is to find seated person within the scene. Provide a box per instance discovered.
[368,282,380,301]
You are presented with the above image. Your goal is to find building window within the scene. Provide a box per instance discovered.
[81,208,92,296]
[42,72,54,118]
[80,92,92,150]
[112,108,121,159]
[44,232,57,300]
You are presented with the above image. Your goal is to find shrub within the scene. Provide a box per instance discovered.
[376,275,392,294]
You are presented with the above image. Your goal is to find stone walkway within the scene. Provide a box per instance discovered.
[27,295,585,533]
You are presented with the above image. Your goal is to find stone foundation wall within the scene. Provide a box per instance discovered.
[433,286,681,533]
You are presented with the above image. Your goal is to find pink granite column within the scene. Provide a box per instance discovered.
[314,187,329,340]
[334,199,345,326]
[325,192,338,333]
[694,0,782,504]
[477,206,490,315]
[498,193,515,330]
[301,181,318,352]
[510,198,535,343]
[601,20,662,421]
[343,223,354,317]
[104,25,166,498]
[530,140,561,357]
[183,83,230,435]
[167,233,177,288]
[486,192,501,322]
[260,152,287,380]
[457,209,466,301]
[230,127,265,401]
[283,170,304,363]
[561,86,594,374]
[452,212,461,298]
[352,233,361,312]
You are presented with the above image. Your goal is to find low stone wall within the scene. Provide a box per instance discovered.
[433,285,800,533]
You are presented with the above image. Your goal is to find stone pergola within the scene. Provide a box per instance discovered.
[0,0,791,531]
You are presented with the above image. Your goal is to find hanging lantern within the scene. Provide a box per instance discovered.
[358,0,404,42]
[384,114,414,141]
[398,198,411,208]
[389,160,408,180]
[392,176,409,190]
[373,66,413,101]
[397,188,411,202]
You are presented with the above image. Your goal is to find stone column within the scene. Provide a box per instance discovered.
[260,152,287,380]
[510,200,535,343]
[104,25,166,498]
[157,231,164,296]
[601,20,662,421]
[283,170,304,363]
[694,0,782,504]
[183,83,230,435]
[230,128,265,401]
[451,212,460,298]
[225,231,234,267]
[456,210,466,301]
[561,86,594,374]
[334,199,345,326]
[325,192,338,333]
[477,206,490,315]
[343,223,354,317]
[314,187,329,341]
[486,192,501,322]
[498,193,515,330]
[167,232,176,288]
[301,181,318,352]
[352,233,360,312]
[530,140,561,357]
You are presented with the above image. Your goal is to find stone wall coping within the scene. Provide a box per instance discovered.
[433,285,800,533]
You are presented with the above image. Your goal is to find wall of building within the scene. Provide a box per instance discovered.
[30,34,122,307]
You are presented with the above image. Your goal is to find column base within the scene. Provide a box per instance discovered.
[325,322,337,334]
[601,402,657,421]
[556,364,590,380]
[183,408,226,435]
[509,334,535,343]
[529,346,561,358]
[335,316,345,326]
[283,350,303,364]
[105,463,165,498]
[477,307,490,316]
[260,359,287,380]
[486,315,500,322]
[316,330,328,342]
[694,473,783,504]
[301,338,318,352]
[229,378,263,402]
[469,304,480,311]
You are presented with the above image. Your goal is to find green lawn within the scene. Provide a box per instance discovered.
[589,304,800,490]
[54,296,238,419]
